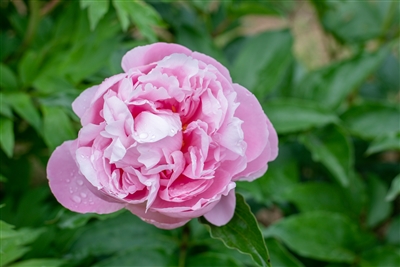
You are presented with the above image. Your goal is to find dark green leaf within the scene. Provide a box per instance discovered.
[366,175,392,227]
[263,98,338,134]
[8,259,65,267]
[5,93,42,133]
[0,63,19,90]
[360,246,400,267]
[187,252,242,267]
[93,248,170,267]
[18,51,43,87]
[42,105,76,151]
[386,216,400,245]
[231,30,293,99]
[263,211,360,263]
[282,182,352,217]
[237,157,299,204]
[200,193,271,267]
[300,125,353,187]
[0,117,14,158]
[317,1,396,44]
[295,48,388,109]
[265,238,305,267]
[386,173,400,202]
[70,212,177,258]
[367,133,400,155]
[341,102,400,140]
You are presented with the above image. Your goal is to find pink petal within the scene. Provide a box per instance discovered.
[47,141,125,214]
[191,51,232,83]
[233,84,269,162]
[72,85,98,118]
[121,43,192,72]
[126,204,190,229]
[203,189,236,226]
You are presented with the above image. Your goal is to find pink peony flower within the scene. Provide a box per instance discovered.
[47,43,278,229]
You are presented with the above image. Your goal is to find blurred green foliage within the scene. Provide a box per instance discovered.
[0,0,399,266]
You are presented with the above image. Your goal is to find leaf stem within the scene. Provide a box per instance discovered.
[22,0,41,48]
[178,223,190,267]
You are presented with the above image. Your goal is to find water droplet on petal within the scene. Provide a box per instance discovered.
[139,132,148,139]
[77,179,83,185]
[66,179,70,183]
[72,195,81,203]
[150,135,156,140]
[80,192,87,198]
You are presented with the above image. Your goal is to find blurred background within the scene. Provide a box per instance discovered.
[0,0,399,266]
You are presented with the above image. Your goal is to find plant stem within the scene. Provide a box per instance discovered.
[23,0,41,48]
[178,223,190,267]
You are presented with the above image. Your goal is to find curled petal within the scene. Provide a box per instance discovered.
[203,189,236,226]
[47,141,125,214]
[122,43,192,72]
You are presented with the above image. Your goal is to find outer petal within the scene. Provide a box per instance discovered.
[203,189,236,226]
[72,85,98,118]
[121,43,192,72]
[191,51,232,82]
[47,141,125,214]
[233,83,269,162]
[126,204,190,229]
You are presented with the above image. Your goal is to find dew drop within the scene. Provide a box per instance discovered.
[139,132,148,139]
[72,195,81,203]
[80,192,87,198]
[76,179,83,186]
[150,135,156,140]
[66,179,71,183]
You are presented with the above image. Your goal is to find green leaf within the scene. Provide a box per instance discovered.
[70,212,177,258]
[263,98,338,134]
[93,248,170,267]
[367,133,400,155]
[300,125,353,187]
[295,48,388,109]
[386,173,400,202]
[18,51,43,87]
[58,209,124,229]
[263,211,360,263]
[42,105,76,151]
[113,0,162,42]
[0,117,14,158]
[0,221,44,266]
[282,182,353,217]
[341,102,400,140]
[265,238,305,267]
[231,30,293,99]
[237,157,299,204]
[316,1,396,44]
[8,259,65,267]
[200,193,271,267]
[366,175,392,227]
[0,63,18,90]
[4,93,42,133]
[80,0,110,30]
[187,252,242,267]
[360,246,400,267]
[386,216,400,245]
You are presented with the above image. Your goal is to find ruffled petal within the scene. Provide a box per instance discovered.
[191,51,232,83]
[122,43,192,72]
[47,141,125,214]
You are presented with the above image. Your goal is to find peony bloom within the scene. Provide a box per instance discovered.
[47,43,278,229]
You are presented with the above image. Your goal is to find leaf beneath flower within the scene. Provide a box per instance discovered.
[200,193,271,267]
